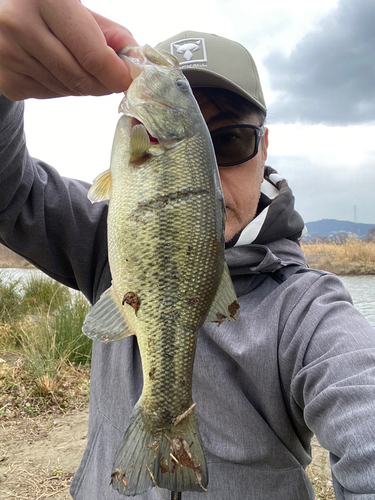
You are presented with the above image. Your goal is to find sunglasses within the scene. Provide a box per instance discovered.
[210,124,265,167]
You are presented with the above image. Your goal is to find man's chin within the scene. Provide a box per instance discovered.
[224,226,239,243]
[224,210,239,241]
[224,207,258,243]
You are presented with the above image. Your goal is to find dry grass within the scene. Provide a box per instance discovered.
[0,357,90,419]
[0,462,74,500]
[302,240,375,274]
[306,437,335,499]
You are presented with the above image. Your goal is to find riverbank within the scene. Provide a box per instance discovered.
[301,240,375,274]
[0,358,89,499]
[0,246,34,269]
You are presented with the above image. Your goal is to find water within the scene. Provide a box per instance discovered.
[339,276,375,328]
[1,268,374,328]
[0,267,81,297]
[0,267,42,282]
[0,267,46,292]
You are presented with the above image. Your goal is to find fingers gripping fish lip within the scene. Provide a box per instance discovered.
[119,44,185,125]
[119,44,180,70]
[118,44,179,84]
[118,44,200,144]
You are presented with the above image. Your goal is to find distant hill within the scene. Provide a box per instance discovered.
[305,219,375,239]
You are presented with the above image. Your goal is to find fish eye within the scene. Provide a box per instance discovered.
[175,79,189,91]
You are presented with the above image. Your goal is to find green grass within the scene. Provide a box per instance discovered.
[0,275,23,324]
[0,272,91,402]
[22,273,71,312]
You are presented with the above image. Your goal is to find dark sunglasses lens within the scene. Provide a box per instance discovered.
[211,127,256,165]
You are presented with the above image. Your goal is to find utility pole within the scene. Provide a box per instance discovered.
[353,205,358,235]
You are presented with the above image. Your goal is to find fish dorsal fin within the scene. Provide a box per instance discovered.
[88,169,112,203]
[205,263,240,325]
[130,124,151,162]
[82,285,135,342]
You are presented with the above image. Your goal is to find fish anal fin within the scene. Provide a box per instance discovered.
[130,124,150,163]
[205,263,240,325]
[88,169,112,203]
[82,285,134,342]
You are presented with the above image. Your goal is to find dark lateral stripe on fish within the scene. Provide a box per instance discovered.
[127,188,210,222]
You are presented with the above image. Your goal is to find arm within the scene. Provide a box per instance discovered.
[0,1,137,300]
[0,0,137,99]
[0,93,109,303]
[279,273,375,498]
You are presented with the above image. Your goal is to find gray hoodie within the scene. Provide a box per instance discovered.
[1,95,375,499]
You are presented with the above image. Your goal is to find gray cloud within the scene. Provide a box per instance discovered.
[268,152,375,224]
[263,0,375,125]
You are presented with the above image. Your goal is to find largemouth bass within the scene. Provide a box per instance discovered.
[83,45,239,496]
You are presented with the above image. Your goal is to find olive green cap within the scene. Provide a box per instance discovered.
[155,30,266,112]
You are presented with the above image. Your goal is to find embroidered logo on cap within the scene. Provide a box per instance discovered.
[170,38,207,66]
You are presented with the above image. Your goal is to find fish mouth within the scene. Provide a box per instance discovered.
[131,118,159,145]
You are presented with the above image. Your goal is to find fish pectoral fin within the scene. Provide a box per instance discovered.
[130,124,150,162]
[205,263,240,325]
[87,169,112,203]
[82,285,134,342]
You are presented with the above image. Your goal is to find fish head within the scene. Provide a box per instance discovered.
[119,45,201,144]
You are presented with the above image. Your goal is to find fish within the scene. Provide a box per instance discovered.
[82,45,240,497]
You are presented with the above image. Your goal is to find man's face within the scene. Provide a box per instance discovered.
[194,91,269,242]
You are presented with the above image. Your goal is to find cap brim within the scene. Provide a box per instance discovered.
[183,67,267,113]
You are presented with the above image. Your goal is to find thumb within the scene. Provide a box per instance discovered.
[89,10,138,53]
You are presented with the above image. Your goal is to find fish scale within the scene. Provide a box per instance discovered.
[83,44,239,496]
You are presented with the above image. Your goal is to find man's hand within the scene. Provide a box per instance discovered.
[0,0,137,100]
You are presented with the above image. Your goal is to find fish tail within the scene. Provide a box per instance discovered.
[110,403,208,496]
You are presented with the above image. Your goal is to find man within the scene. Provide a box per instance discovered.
[1,2,375,499]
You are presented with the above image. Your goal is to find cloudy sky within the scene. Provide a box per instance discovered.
[23,0,375,224]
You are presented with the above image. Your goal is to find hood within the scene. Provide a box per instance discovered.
[224,166,307,279]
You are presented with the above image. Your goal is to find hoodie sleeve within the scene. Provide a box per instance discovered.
[0,94,109,304]
[278,272,375,499]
